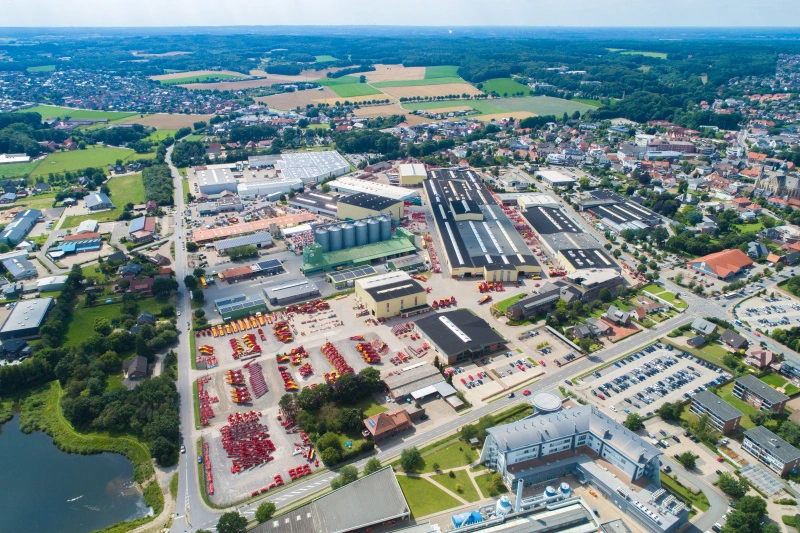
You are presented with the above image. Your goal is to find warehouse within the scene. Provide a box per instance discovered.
[247,155,281,169]
[278,151,350,184]
[192,213,316,243]
[326,265,378,290]
[557,248,616,273]
[36,275,68,292]
[302,228,417,274]
[76,220,99,234]
[49,237,103,257]
[288,191,340,217]
[537,170,577,187]
[250,259,284,277]
[248,467,410,533]
[0,297,54,340]
[237,177,303,199]
[0,209,42,246]
[337,193,403,221]
[579,191,662,232]
[195,164,238,195]
[516,193,560,210]
[414,309,506,364]
[85,192,114,211]
[388,254,426,272]
[398,163,427,186]
[2,256,37,280]
[220,265,255,283]
[521,204,601,255]
[355,271,428,319]
[326,176,419,201]
[197,195,244,215]
[425,169,541,280]
[263,278,320,306]
[213,233,274,255]
[384,362,458,403]
[214,294,267,321]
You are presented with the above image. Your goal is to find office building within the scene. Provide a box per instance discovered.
[689,390,743,434]
[355,271,427,319]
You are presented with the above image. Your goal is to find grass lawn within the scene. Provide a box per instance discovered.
[327,83,383,98]
[183,134,207,142]
[62,210,122,228]
[81,264,110,284]
[315,55,338,62]
[653,290,688,309]
[27,65,56,72]
[29,146,143,179]
[396,475,461,517]
[760,373,787,387]
[182,179,190,202]
[493,293,528,314]
[660,473,709,511]
[159,73,245,85]
[144,130,176,141]
[107,173,145,206]
[426,66,461,79]
[474,472,508,499]
[352,397,388,417]
[13,192,58,211]
[372,77,464,88]
[105,373,127,392]
[23,105,137,121]
[717,383,758,429]
[572,98,603,107]
[0,160,40,179]
[65,297,169,348]
[620,50,668,59]
[432,470,480,502]
[642,284,665,295]
[420,441,478,473]
[306,123,330,130]
[699,343,731,364]
[734,222,765,234]
[479,78,531,96]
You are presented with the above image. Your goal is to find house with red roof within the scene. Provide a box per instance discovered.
[689,249,753,280]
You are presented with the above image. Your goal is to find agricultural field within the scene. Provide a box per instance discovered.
[479,78,531,96]
[107,173,145,207]
[607,48,668,59]
[315,55,338,62]
[0,160,40,179]
[372,77,464,88]
[121,113,212,130]
[476,112,537,123]
[401,99,505,115]
[158,73,246,85]
[29,146,143,179]
[143,130,177,142]
[317,75,364,86]
[425,66,461,79]
[489,96,598,116]
[149,69,246,81]
[23,105,137,121]
[328,83,383,98]
[256,87,338,110]
[362,64,426,83]
[27,65,55,72]
[380,83,481,100]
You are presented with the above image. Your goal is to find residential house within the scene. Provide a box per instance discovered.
[129,278,154,295]
[748,242,770,259]
[123,355,148,380]
[720,329,749,351]
[687,335,706,348]
[128,216,157,243]
[602,305,631,327]
[745,348,774,369]
[691,318,718,336]
[363,409,413,443]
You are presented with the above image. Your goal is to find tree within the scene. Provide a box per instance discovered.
[255,502,276,523]
[778,420,800,447]
[675,273,684,284]
[183,275,199,291]
[717,472,747,499]
[152,277,178,299]
[658,402,683,421]
[186,242,199,252]
[400,446,422,472]
[677,452,696,470]
[623,413,644,431]
[599,287,613,303]
[331,465,359,490]
[363,457,382,476]
[216,512,248,533]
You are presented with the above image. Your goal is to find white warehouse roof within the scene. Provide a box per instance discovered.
[327,176,419,201]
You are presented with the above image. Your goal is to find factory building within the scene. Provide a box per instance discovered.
[263,278,321,306]
[237,177,304,200]
[195,164,239,195]
[326,176,420,201]
[85,192,114,211]
[288,191,340,217]
[213,233,274,255]
[0,297,54,340]
[537,170,577,187]
[213,294,267,321]
[326,265,378,290]
[277,151,350,184]
[415,309,505,364]
[312,216,394,253]
[302,225,416,274]
[192,213,316,243]
[355,271,428,319]
[398,163,427,186]
[337,193,403,222]
[557,249,617,274]
[0,209,42,246]
[578,190,662,232]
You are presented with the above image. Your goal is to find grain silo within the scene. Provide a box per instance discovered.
[328,225,343,252]
[354,220,368,246]
[367,218,380,243]
[342,223,355,249]
[378,215,391,242]
[314,227,330,253]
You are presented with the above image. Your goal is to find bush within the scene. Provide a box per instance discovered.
[255,502,276,523]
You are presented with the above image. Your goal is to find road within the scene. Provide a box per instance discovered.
[661,455,729,533]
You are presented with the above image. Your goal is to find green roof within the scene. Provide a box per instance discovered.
[302,237,416,274]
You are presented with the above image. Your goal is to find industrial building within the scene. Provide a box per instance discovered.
[2,256,37,280]
[0,297,54,340]
[85,192,114,211]
[732,374,789,413]
[250,259,284,277]
[326,265,378,290]
[192,213,316,243]
[415,309,505,364]
[214,294,267,321]
[76,220,99,234]
[263,278,320,306]
[220,266,256,283]
[326,176,420,201]
[505,281,582,321]
[196,196,244,215]
[312,216,394,253]
[742,426,800,476]
[537,170,577,187]
[195,164,238,195]
[288,191,340,217]
[128,216,157,243]
[247,467,410,533]
[689,390,743,434]
[578,191,662,233]
[247,155,280,169]
[388,254,426,272]
[557,249,617,273]
[425,169,541,280]
[337,192,403,222]
[237,177,303,200]
[36,275,68,292]
[398,163,427,186]
[278,151,350,184]
[302,227,417,274]
[213,233,274,255]
[383,362,460,406]
[355,271,428,319]
[49,236,103,258]
[564,269,625,301]
[515,193,560,210]
[521,203,602,258]
[0,209,42,246]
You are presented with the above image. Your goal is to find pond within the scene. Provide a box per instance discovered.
[0,415,148,533]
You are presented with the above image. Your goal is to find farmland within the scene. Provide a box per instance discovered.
[372,77,464,88]
[362,64,426,83]
[144,130,177,142]
[22,105,137,121]
[401,99,505,115]
[158,73,246,85]
[327,83,383,98]
[607,48,668,59]
[479,78,531,96]
[121,113,212,130]
[0,160,40,179]
[425,66,461,79]
[380,83,481,100]
[29,146,145,180]
[490,96,599,116]
[27,65,56,72]
[314,55,338,62]
[107,173,146,207]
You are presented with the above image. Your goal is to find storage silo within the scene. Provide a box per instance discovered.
[378,215,391,242]
[367,218,380,243]
[342,223,355,250]
[315,227,330,253]
[354,220,368,246]
[329,225,343,252]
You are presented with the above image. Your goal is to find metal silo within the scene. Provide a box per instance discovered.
[329,225,343,251]
[315,227,330,253]
[379,215,391,242]
[354,220,368,246]
[367,218,380,243]
[342,223,355,250]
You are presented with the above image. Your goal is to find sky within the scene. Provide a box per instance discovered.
[3,0,800,27]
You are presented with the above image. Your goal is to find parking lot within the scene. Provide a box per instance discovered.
[737,293,800,333]
[575,343,731,421]
[516,326,582,368]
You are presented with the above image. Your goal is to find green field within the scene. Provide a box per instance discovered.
[306,123,330,130]
[396,475,461,517]
[158,73,245,85]
[490,96,598,116]
[401,99,505,115]
[479,78,531,96]
[372,77,464,88]
[432,470,480,502]
[144,129,176,141]
[426,66,461,79]
[107,173,145,206]
[22,105,137,121]
[315,55,339,62]
[27,65,55,72]
[0,160,40,179]
[317,76,364,86]
[328,83,383,98]
[621,51,668,59]
[572,98,603,107]
[734,221,765,234]
[29,146,143,179]
[62,210,121,228]
[65,298,169,347]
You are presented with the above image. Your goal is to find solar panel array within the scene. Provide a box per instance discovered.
[328,265,377,283]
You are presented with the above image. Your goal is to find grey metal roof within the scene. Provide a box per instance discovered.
[384,364,445,398]
[736,374,789,404]
[2,256,36,278]
[0,297,53,334]
[744,426,800,464]
[263,278,319,303]
[692,390,743,421]
[691,318,717,335]
[0,209,41,245]
[248,467,409,533]
[486,404,661,466]
[214,294,266,314]
[414,309,505,357]
[85,192,113,208]
[214,232,273,252]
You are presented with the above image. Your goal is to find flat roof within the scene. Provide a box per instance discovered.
[692,390,743,422]
[415,309,505,357]
[0,297,53,334]
[399,163,426,177]
[288,191,340,212]
[192,213,316,242]
[278,151,350,182]
[196,165,236,187]
[736,374,789,404]
[327,176,419,201]
[214,294,265,314]
[538,170,577,183]
[522,206,582,235]
[384,363,445,397]
[214,232,273,251]
[364,278,425,303]
[327,265,378,284]
[263,278,319,301]
[559,248,615,270]
[338,192,402,212]
[744,426,800,464]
